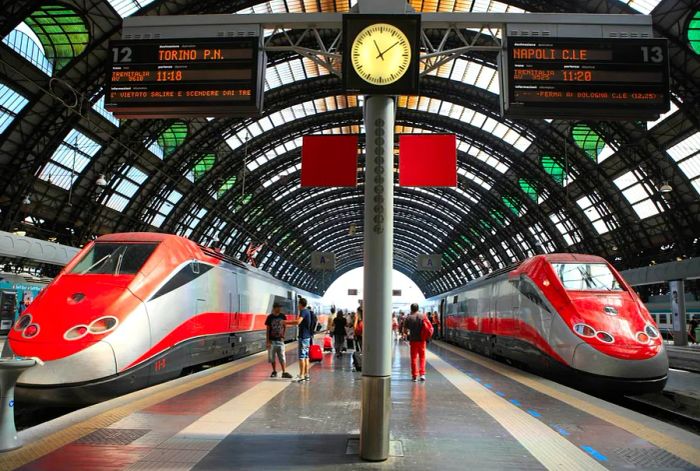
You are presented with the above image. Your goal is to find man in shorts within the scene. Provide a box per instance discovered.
[265,302,292,378]
[286,297,313,382]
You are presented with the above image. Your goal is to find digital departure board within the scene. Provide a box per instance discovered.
[105,37,265,118]
[501,38,670,120]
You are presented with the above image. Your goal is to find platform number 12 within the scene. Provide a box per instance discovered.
[112,46,132,63]
[640,46,663,63]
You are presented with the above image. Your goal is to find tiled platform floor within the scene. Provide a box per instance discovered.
[3,340,700,470]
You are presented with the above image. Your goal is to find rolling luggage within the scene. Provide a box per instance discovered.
[323,336,333,352]
[309,344,323,362]
[352,351,362,372]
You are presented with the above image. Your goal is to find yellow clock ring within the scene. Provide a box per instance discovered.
[351,23,411,85]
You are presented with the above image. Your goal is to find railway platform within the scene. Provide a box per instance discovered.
[667,344,700,373]
[2,339,699,471]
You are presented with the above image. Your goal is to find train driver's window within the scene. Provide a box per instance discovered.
[71,243,159,275]
[552,263,623,291]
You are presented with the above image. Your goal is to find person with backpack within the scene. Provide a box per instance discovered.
[333,309,347,358]
[354,307,364,352]
[265,302,292,379]
[403,303,433,382]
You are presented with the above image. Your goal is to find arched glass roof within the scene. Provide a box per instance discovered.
[0,0,698,296]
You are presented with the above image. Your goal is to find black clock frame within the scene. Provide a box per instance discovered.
[343,14,421,95]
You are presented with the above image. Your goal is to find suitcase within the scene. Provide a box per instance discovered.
[352,351,362,372]
[309,344,323,362]
[323,336,333,352]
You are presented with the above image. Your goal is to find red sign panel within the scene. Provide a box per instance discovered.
[399,134,457,187]
[301,135,358,187]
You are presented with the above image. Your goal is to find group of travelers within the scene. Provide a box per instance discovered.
[326,307,364,357]
[265,299,440,383]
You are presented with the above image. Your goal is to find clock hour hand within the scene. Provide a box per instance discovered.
[373,39,385,60]
[376,40,400,59]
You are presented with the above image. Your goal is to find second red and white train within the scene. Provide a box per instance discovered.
[425,253,668,394]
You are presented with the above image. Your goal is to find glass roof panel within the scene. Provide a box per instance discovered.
[92,95,120,127]
[24,5,89,72]
[689,10,700,55]
[625,0,663,14]
[519,178,538,202]
[194,154,216,180]
[3,25,53,75]
[107,0,157,17]
[0,83,29,134]
[157,121,188,157]
[218,177,237,198]
[540,155,567,185]
[572,124,608,163]
[502,196,521,216]
[647,101,678,129]
[39,129,100,190]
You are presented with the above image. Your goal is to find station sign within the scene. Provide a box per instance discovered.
[105,36,265,118]
[311,251,336,271]
[501,37,670,120]
[417,254,442,272]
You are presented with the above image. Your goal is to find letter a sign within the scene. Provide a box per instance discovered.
[417,254,442,272]
[311,251,336,271]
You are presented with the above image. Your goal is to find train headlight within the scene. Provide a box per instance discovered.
[64,325,89,340]
[22,324,40,338]
[636,332,650,343]
[88,316,118,334]
[596,331,615,343]
[573,323,596,338]
[14,314,32,331]
[644,323,660,339]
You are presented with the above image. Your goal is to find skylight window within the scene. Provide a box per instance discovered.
[39,129,101,190]
[666,132,700,194]
[106,165,148,212]
[107,0,157,17]
[0,83,29,133]
[576,194,614,234]
[647,101,678,129]
[92,95,120,127]
[549,211,581,246]
[613,170,662,219]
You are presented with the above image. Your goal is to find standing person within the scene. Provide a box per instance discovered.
[326,307,336,333]
[346,313,355,351]
[286,297,314,382]
[431,311,440,340]
[265,302,292,378]
[403,303,428,382]
[354,307,364,352]
[333,309,347,357]
[391,313,399,341]
[689,319,699,344]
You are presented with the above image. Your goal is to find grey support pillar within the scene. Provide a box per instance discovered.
[670,280,688,346]
[0,358,36,452]
[360,95,395,462]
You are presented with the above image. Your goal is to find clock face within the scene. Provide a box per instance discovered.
[350,23,411,86]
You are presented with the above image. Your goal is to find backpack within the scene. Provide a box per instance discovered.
[355,320,363,336]
[309,311,318,332]
[420,315,434,342]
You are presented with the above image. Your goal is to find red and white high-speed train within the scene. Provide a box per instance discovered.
[425,253,668,394]
[6,233,325,405]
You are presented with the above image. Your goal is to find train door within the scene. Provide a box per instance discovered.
[228,273,239,331]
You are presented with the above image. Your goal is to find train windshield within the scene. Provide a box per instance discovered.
[70,243,159,275]
[552,263,623,291]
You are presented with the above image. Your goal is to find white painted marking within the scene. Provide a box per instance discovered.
[426,350,607,471]
[126,361,315,470]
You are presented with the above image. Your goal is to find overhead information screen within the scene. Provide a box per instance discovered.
[105,37,264,118]
[502,38,670,120]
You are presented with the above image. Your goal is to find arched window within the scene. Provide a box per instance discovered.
[502,196,521,216]
[571,124,606,162]
[519,178,538,202]
[156,121,188,157]
[540,155,567,185]
[24,4,89,72]
[688,10,700,55]
[193,154,216,180]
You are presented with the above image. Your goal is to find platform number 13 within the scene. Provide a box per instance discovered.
[112,46,132,63]
[640,46,663,63]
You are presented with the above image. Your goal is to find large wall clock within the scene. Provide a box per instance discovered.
[343,15,420,95]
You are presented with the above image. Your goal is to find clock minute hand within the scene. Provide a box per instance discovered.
[376,40,400,59]
[373,39,385,61]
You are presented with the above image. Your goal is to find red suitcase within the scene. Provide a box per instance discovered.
[309,344,323,362]
[323,336,333,352]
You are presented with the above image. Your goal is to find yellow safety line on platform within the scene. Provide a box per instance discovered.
[427,350,607,471]
[434,341,700,467]
[0,341,303,470]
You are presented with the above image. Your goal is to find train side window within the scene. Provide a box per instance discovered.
[658,314,667,324]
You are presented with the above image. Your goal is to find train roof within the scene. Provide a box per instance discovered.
[426,253,612,301]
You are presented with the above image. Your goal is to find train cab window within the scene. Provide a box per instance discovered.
[71,243,159,275]
[551,263,623,291]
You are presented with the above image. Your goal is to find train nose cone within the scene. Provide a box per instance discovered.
[17,340,117,385]
[572,341,668,379]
